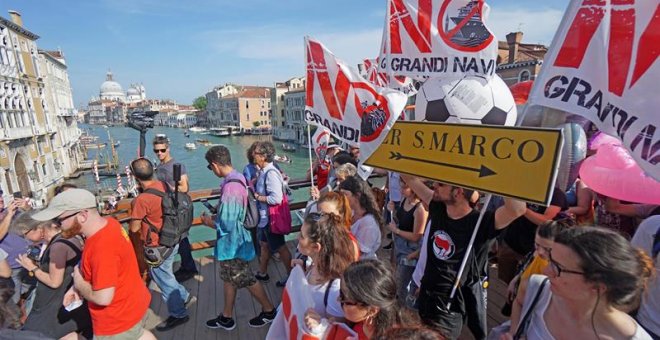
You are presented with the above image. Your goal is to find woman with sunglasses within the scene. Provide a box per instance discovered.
[507,227,653,340]
[307,260,415,339]
[17,215,92,339]
[338,176,384,260]
[296,213,355,325]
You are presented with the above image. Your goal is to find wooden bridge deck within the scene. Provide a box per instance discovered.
[143,243,509,340]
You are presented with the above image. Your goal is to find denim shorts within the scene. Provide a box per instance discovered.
[257,225,286,254]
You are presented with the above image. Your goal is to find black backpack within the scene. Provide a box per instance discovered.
[223,178,259,230]
[144,181,194,247]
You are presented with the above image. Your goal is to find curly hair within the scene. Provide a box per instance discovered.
[338,176,384,227]
[303,213,355,281]
[317,191,352,230]
[253,141,275,163]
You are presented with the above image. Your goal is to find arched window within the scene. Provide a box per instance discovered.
[519,69,531,82]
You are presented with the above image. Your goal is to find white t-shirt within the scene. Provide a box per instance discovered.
[631,215,660,336]
[351,214,381,260]
[388,172,402,202]
[524,276,652,340]
[306,273,343,318]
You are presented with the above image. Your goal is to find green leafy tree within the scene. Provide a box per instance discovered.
[193,96,207,110]
[253,121,261,127]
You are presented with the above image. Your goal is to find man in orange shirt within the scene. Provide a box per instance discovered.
[33,189,154,339]
[129,158,192,332]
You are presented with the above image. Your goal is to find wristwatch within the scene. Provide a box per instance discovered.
[29,267,39,277]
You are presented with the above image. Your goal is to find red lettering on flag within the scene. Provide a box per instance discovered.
[554,0,657,96]
[389,0,432,54]
[306,40,351,119]
[630,5,660,87]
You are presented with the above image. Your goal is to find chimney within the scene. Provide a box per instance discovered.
[8,10,23,27]
[506,32,523,64]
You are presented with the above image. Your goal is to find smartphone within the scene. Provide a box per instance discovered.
[200,199,217,214]
[12,192,22,199]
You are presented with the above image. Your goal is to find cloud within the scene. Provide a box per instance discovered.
[487,7,565,45]
[199,25,383,67]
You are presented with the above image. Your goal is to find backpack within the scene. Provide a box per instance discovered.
[144,181,194,247]
[223,178,259,229]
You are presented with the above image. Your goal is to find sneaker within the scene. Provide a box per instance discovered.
[248,310,277,328]
[155,315,189,332]
[275,276,288,288]
[255,272,270,282]
[174,269,198,283]
[206,315,235,330]
[383,242,393,250]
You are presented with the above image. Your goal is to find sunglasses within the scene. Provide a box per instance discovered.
[153,148,167,153]
[338,290,365,307]
[206,163,213,171]
[55,211,82,225]
[548,257,585,277]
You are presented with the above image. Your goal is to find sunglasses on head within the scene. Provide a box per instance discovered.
[153,148,167,153]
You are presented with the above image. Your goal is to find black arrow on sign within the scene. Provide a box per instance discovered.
[389,151,497,178]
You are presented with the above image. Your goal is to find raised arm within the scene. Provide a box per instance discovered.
[494,197,527,230]
[400,174,433,208]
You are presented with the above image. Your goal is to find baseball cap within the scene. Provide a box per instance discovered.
[32,189,97,221]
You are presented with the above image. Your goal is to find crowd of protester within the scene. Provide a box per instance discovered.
[0,135,658,340]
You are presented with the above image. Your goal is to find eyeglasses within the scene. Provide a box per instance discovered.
[55,211,82,225]
[153,148,167,153]
[549,257,585,277]
[206,163,214,171]
[338,290,365,307]
[307,212,326,221]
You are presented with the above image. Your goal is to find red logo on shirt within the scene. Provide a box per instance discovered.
[432,230,455,260]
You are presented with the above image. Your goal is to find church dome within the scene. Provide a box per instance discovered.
[100,71,125,101]
[126,87,139,96]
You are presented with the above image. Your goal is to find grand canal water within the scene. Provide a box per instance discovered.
[77,124,312,201]
[75,124,313,256]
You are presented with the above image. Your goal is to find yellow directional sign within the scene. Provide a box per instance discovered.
[364,122,564,205]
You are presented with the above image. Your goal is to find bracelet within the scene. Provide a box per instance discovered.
[29,267,39,276]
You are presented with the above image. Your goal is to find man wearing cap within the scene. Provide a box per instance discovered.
[152,135,197,282]
[32,188,154,339]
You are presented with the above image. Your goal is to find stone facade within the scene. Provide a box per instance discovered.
[495,32,548,86]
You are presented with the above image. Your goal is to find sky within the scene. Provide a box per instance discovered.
[2,0,570,106]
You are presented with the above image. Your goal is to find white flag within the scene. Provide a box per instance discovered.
[379,0,498,79]
[527,0,660,180]
[305,37,407,172]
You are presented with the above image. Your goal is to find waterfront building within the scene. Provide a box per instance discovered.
[272,76,305,141]
[496,31,548,86]
[126,83,146,103]
[283,87,307,145]
[0,11,77,204]
[38,49,84,179]
[205,83,242,127]
[219,87,271,131]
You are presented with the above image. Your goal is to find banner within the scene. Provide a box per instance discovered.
[266,266,357,340]
[360,58,418,96]
[527,0,659,180]
[378,0,498,79]
[305,36,408,170]
[311,127,331,161]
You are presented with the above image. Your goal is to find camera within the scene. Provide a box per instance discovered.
[127,110,158,131]
[26,245,41,262]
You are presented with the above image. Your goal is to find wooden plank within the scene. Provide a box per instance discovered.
[171,258,203,340]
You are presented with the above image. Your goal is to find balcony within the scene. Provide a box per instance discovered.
[57,108,77,117]
[3,126,33,140]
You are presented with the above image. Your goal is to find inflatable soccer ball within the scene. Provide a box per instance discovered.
[414,74,517,126]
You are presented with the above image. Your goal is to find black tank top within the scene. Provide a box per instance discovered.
[396,198,420,232]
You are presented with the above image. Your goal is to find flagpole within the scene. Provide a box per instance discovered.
[304,36,315,190]
[385,0,393,87]
[446,193,491,310]
[307,123,315,189]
